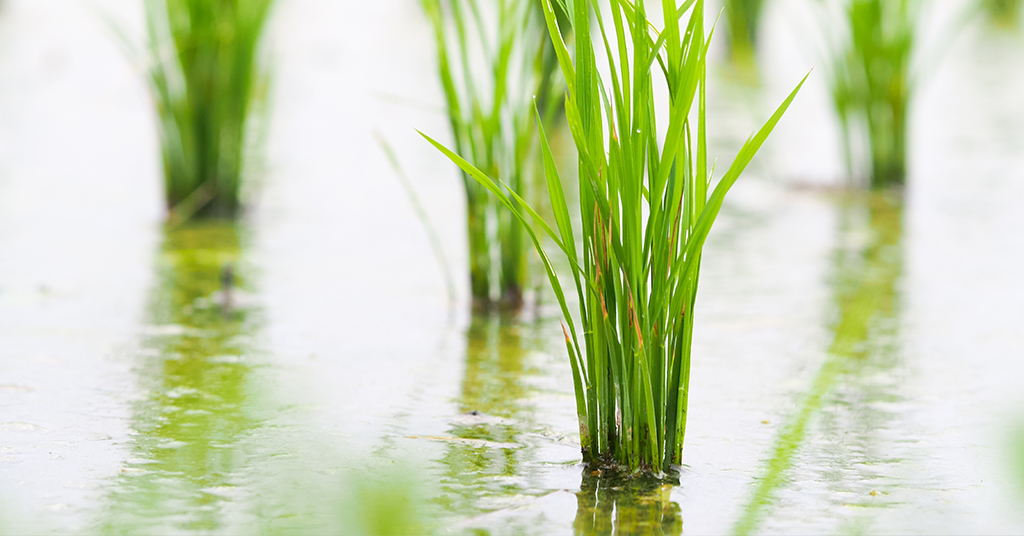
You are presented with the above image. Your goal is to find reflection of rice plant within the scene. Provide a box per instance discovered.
[822,0,919,188]
[424,0,805,473]
[143,0,274,222]
[733,192,904,536]
[419,0,566,308]
[982,0,1023,28]
[724,0,765,69]
[575,472,681,535]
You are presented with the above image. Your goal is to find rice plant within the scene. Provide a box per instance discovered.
[419,0,566,308]
[982,0,1023,28]
[143,0,274,222]
[423,0,806,473]
[821,0,919,188]
[724,0,766,70]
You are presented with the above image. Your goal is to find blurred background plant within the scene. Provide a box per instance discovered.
[142,0,274,223]
[723,0,766,76]
[250,461,433,536]
[1012,423,1024,498]
[981,0,1023,29]
[820,0,920,188]
[347,468,429,536]
[419,0,566,309]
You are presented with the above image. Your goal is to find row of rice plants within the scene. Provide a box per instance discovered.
[424,0,805,473]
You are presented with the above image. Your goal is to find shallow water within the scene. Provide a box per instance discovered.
[2,0,1024,534]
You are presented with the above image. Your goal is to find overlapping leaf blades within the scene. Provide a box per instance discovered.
[423,0,805,473]
[420,0,565,306]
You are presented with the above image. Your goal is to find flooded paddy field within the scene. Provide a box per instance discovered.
[2,0,1024,534]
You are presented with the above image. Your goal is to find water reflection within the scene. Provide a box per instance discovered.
[733,191,904,535]
[101,221,262,533]
[814,192,905,520]
[574,473,682,536]
[438,312,533,514]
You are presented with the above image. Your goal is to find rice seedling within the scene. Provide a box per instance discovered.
[981,0,1023,28]
[423,0,806,473]
[820,0,919,188]
[419,0,566,308]
[723,0,766,71]
[142,0,274,222]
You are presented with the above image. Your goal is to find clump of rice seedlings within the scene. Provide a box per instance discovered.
[419,0,565,308]
[982,0,1023,28]
[143,0,274,222]
[821,0,919,188]
[424,0,806,473]
[724,0,766,71]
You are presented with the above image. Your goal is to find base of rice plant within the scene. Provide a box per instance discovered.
[424,0,806,474]
[143,0,274,222]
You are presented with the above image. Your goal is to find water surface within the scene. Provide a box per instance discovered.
[1,0,1024,534]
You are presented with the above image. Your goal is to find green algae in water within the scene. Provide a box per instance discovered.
[101,221,263,533]
[733,191,905,535]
